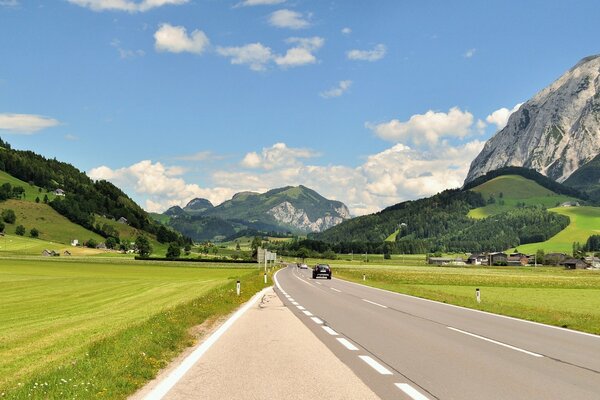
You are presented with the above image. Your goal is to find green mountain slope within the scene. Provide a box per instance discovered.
[468,175,579,218]
[564,153,600,201]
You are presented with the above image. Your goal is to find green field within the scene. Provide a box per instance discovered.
[516,206,600,253]
[468,175,577,218]
[0,258,264,398]
[0,200,104,245]
[332,263,600,334]
[0,171,56,203]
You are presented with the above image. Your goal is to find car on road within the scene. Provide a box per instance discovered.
[298,263,308,269]
[312,264,332,279]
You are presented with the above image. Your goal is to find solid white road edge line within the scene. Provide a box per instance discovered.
[362,299,388,308]
[322,326,338,336]
[315,282,322,285]
[447,327,544,358]
[311,317,323,324]
[330,287,342,293]
[338,276,600,339]
[337,338,359,351]
[395,383,430,400]
[143,286,272,400]
[359,355,393,375]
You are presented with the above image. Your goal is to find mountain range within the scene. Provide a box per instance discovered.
[156,185,351,242]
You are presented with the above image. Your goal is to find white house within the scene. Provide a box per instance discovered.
[54,189,66,196]
[71,239,79,247]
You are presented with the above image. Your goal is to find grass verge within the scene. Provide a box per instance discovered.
[0,262,268,399]
[334,266,600,335]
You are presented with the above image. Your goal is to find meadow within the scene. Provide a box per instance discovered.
[517,206,600,253]
[0,258,265,399]
[0,171,56,203]
[331,263,600,334]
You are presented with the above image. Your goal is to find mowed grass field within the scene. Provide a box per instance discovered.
[0,234,105,256]
[517,206,600,253]
[467,175,577,218]
[0,258,263,398]
[332,264,600,334]
[0,200,104,245]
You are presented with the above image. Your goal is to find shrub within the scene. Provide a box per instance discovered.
[15,225,25,236]
[166,242,181,259]
[86,238,98,248]
[30,228,39,238]
[2,209,16,224]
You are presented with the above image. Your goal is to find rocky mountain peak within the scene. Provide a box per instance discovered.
[466,54,600,183]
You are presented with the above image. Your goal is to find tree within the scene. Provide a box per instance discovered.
[86,238,98,248]
[166,242,181,259]
[43,194,49,204]
[1,209,16,224]
[235,241,241,251]
[0,221,5,232]
[573,242,585,258]
[105,237,117,249]
[184,243,191,255]
[135,235,152,257]
[35,196,40,203]
[535,249,545,265]
[15,225,25,236]
[251,236,262,251]
[30,228,39,238]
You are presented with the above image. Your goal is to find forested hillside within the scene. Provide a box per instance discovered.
[0,138,185,244]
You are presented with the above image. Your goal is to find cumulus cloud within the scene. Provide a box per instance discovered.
[274,36,324,67]
[0,113,60,134]
[269,9,310,29]
[341,27,351,35]
[486,103,523,130]
[88,160,236,213]
[367,107,478,146]
[347,44,386,62]
[240,142,319,170]
[67,0,188,12]
[217,43,274,71]
[320,80,352,98]
[154,24,210,54]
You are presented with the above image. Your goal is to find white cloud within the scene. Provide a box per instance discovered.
[67,0,187,12]
[240,142,319,170]
[88,160,236,213]
[0,0,19,7]
[464,48,476,58]
[275,36,324,67]
[367,107,476,146]
[64,134,79,141]
[237,0,284,6]
[217,43,274,71]
[110,39,144,59]
[320,80,352,98]
[486,103,523,130]
[0,113,60,134]
[269,9,310,29]
[347,44,386,62]
[154,24,210,54]
[341,27,351,35]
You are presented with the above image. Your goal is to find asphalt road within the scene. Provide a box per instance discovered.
[274,265,600,400]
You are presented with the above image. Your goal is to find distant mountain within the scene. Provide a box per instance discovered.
[183,198,213,213]
[466,54,600,184]
[160,185,351,241]
[164,205,186,217]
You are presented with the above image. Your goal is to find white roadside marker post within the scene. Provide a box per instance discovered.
[363,274,366,281]
[476,288,481,303]
[236,280,241,296]
[264,273,267,284]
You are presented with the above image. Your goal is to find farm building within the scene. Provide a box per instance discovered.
[71,239,79,247]
[545,253,568,265]
[467,253,488,265]
[507,253,530,266]
[63,250,72,256]
[42,250,58,257]
[117,217,128,224]
[489,252,508,266]
[428,257,465,266]
[563,258,590,270]
[54,189,65,196]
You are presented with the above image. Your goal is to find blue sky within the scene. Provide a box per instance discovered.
[1,0,599,214]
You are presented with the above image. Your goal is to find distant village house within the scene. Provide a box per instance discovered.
[54,189,66,196]
[117,217,128,225]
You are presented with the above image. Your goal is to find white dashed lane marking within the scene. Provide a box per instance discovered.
[359,355,393,375]
[362,299,388,309]
[395,383,430,400]
[322,326,338,336]
[337,338,359,351]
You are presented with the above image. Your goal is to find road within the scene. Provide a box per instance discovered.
[274,265,600,400]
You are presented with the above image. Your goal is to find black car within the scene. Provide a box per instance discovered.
[312,264,332,279]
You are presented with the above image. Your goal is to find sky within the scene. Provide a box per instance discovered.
[1,0,599,215]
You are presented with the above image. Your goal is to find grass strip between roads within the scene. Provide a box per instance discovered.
[1,268,268,400]
[334,267,600,335]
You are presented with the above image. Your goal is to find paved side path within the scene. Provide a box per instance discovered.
[132,287,379,400]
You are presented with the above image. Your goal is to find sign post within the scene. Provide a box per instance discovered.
[475,288,481,303]
[236,280,241,296]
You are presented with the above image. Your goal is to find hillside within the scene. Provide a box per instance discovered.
[314,170,578,253]
[468,175,579,218]
[564,153,600,201]
[466,54,600,183]
[0,138,187,253]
